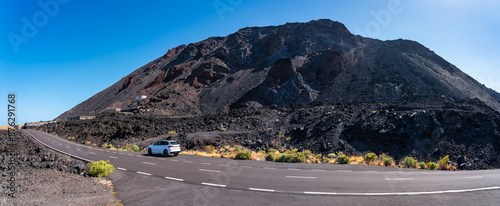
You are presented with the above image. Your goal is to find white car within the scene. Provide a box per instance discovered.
[147,140,181,156]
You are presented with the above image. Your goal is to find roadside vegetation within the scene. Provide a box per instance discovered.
[87,160,116,177]
[179,145,455,170]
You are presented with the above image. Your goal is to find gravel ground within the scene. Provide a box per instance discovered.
[0,130,121,206]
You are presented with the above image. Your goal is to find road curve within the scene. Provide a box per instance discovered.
[23,129,500,196]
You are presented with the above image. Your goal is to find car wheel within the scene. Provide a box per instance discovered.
[148,148,152,155]
[174,153,178,156]
[163,149,169,157]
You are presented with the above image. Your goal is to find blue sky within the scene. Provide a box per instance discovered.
[1,0,499,125]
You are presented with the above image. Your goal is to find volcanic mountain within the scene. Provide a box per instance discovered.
[56,19,500,120]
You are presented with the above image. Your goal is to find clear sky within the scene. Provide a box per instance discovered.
[1,0,499,125]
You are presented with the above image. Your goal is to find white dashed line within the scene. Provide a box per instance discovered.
[199,169,221,173]
[136,171,151,176]
[385,178,414,181]
[201,163,211,165]
[164,176,184,182]
[89,152,96,154]
[66,146,70,148]
[286,176,316,179]
[117,167,127,171]
[127,154,133,156]
[337,170,352,172]
[465,176,483,179]
[311,169,326,172]
[142,162,156,165]
[76,148,80,151]
[365,171,378,173]
[109,156,118,159]
[170,159,178,162]
[249,188,275,192]
[287,168,301,171]
[112,152,117,154]
[136,155,142,157]
[147,157,154,159]
[263,167,276,170]
[201,182,226,187]
[241,166,252,168]
[219,164,230,167]
[184,161,193,163]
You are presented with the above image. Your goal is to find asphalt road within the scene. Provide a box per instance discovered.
[23,129,500,205]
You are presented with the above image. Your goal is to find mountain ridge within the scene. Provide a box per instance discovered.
[56,19,500,120]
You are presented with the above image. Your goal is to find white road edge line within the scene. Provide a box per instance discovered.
[117,167,127,171]
[109,156,118,159]
[89,152,96,154]
[263,167,276,170]
[219,164,230,166]
[288,168,301,171]
[22,130,92,162]
[241,166,252,168]
[304,186,500,196]
[311,169,326,171]
[249,188,275,192]
[137,172,151,176]
[201,162,211,165]
[202,182,226,187]
[142,162,156,165]
[286,176,317,179]
[199,169,221,173]
[165,176,184,182]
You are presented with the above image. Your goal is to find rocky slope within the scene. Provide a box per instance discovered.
[40,98,500,169]
[0,130,119,205]
[56,19,500,120]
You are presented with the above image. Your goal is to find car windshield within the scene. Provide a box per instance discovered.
[170,141,179,145]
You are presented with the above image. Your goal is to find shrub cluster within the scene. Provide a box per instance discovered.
[132,145,140,152]
[336,152,350,164]
[235,151,251,160]
[380,153,393,166]
[438,155,450,170]
[364,153,377,164]
[87,160,115,177]
[427,162,437,170]
[403,157,417,168]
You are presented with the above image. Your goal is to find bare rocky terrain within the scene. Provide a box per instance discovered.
[38,19,500,170]
[0,130,120,205]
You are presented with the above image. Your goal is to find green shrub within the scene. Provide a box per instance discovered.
[265,152,277,161]
[168,130,177,135]
[258,150,266,154]
[223,152,230,158]
[380,153,393,166]
[87,160,115,177]
[275,153,287,162]
[419,162,426,169]
[324,158,331,163]
[337,152,350,164]
[438,155,450,170]
[364,153,377,163]
[106,144,113,149]
[285,137,291,142]
[122,149,127,152]
[427,162,436,170]
[131,145,139,152]
[235,150,251,160]
[403,157,418,168]
[314,159,319,163]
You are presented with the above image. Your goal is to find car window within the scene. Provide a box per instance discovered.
[170,141,179,145]
[154,141,160,145]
